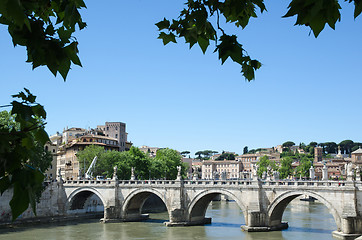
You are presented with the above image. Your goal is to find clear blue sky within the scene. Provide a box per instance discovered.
[1,1,361,156]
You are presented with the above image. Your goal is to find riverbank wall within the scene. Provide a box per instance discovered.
[0,181,65,224]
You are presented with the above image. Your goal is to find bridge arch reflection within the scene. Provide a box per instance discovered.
[121,189,168,221]
[67,187,105,215]
[187,190,247,225]
[267,190,341,231]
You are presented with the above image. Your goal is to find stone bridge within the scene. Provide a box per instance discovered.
[59,178,362,239]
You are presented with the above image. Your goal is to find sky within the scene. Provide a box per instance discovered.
[1,1,362,156]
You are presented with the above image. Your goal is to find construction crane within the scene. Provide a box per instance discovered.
[85,156,97,179]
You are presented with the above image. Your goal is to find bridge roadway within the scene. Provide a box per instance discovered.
[60,178,362,239]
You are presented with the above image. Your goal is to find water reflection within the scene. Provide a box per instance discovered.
[0,199,337,240]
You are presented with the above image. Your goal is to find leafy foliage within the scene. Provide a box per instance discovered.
[0,0,86,79]
[156,0,264,81]
[151,148,187,179]
[180,151,191,157]
[282,141,295,148]
[279,157,293,179]
[195,150,217,160]
[339,139,354,154]
[157,0,362,80]
[2,1,362,80]
[0,89,51,220]
[256,155,269,178]
[294,155,313,177]
[216,152,235,160]
[76,146,187,180]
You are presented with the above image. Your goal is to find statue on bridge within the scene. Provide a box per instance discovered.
[346,162,353,181]
[113,165,118,180]
[252,163,258,180]
[356,166,361,181]
[57,168,63,182]
[309,165,315,180]
[273,170,280,181]
[176,166,182,180]
[131,167,135,180]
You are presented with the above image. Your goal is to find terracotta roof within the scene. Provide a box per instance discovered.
[352,148,362,154]
[81,134,117,141]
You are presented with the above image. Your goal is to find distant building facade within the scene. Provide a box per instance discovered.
[139,146,162,157]
[201,160,242,180]
[54,121,131,179]
[97,122,128,151]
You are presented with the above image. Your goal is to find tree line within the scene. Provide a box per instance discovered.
[245,140,362,156]
[257,152,313,180]
[77,145,187,180]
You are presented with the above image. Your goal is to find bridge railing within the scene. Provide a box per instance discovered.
[261,180,347,187]
[64,180,113,185]
[63,179,356,188]
[183,180,254,186]
[118,180,178,185]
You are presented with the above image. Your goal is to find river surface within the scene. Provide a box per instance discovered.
[0,199,337,240]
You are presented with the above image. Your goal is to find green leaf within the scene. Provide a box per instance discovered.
[5,0,25,27]
[32,104,46,119]
[155,18,170,30]
[34,128,50,146]
[197,36,209,53]
[22,136,34,149]
[283,0,341,37]
[354,0,362,18]
[158,32,177,45]
[65,42,82,66]
[58,59,71,79]
[10,182,30,221]
[0,176,11,195]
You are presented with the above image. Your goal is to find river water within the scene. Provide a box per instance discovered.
[0,199,337,240]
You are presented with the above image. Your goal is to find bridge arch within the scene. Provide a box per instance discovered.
[187,189,247,224]
[121,188,168,220]
[66,187,106,212]
[267,190,341,230]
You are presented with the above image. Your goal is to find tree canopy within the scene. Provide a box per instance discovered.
[0,0,86,79]
[0,89,51,220]
[76,146,187,180]
[282,141,295,148]
[216,152,235,160]
[195,150,217,160]
[2,1,362,80]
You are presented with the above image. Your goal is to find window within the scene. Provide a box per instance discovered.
[116,134,118,138]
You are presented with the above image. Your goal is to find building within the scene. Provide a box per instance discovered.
[351,148,362,166]
[182,157,193,178]
[236,151,281,178]
[314,147,323,162]
[44,133,62,180]
[62,127,86,144]
[201,159,242,180]
[139,146,162,157]
[57,134,119,179]
[55,121,131,179]
[97,122,128,151]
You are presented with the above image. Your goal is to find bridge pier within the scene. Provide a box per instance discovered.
[241,210,289,232]
[100,206,119,223]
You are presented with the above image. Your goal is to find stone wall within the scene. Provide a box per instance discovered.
[0,182,63,223]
